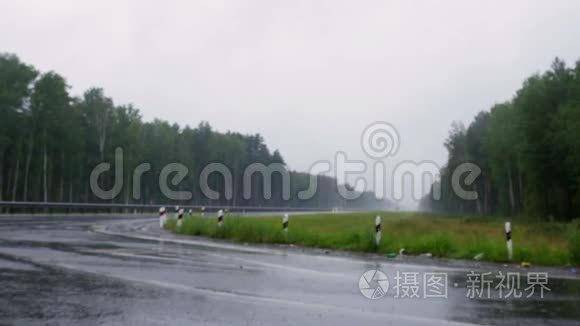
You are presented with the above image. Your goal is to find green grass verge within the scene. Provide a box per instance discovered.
[164,212,579,266]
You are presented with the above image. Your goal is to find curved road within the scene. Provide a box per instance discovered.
[0,215,578,325]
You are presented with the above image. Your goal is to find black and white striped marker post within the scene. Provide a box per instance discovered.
[282,214,289,239]
[201,206,206,217]
[375,216,381,247]
[217,209,224,228]
[159,207,167,228]
[188,208,193,216]
[505,222,513,261]
[174,206,180,219]
[177,208,184,228]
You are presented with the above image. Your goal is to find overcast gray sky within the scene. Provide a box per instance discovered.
[2,0,580,207]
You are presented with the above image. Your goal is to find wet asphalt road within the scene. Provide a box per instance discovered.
[0,215,579,325]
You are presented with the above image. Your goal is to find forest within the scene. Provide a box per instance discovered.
[421,58,580,221]
[0,53,388,210]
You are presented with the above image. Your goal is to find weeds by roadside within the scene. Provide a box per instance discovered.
[165,212,576,266]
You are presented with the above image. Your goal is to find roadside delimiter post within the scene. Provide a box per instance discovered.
[217,209,224,228]
[283,213,289,239]
[505,222,513,261]
[375,215,381,247]
[159,206,166,228]
[177,208,184,228]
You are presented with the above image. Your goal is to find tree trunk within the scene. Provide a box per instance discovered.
[0,151,4,201]
[6,155,14,202]
[232,167,238,206]
[98,110,107,162]
[23,134,33,201]
[59,152,65,201]
[518,171,524,208]
[507,165,516,215]
[483,180,489,215]
[11,157,20,201]
[476,197,482,215]
[82,163,88,203]
[124,172,130,204]
[43,128,48,202]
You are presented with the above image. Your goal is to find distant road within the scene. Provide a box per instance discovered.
[0,215,578,325]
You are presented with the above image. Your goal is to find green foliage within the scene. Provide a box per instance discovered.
[422,57,580,221]
[0,52,389,211]
[0,53,37,112]
[166,212,576,266]
[569,220,580,265]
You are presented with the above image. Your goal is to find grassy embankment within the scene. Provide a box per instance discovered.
[164,212,580,266]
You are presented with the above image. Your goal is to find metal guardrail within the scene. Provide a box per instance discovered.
[0,201,331,214]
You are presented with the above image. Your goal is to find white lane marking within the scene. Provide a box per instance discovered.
[207,252,354,280]
[89,247,354,280]
[94,225,363,279]
[93,224,279,255]
[93,250,265,272]
[56,262,476,326]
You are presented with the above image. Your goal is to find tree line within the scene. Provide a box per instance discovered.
[421,58,580,221]
[0,53,390,210]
